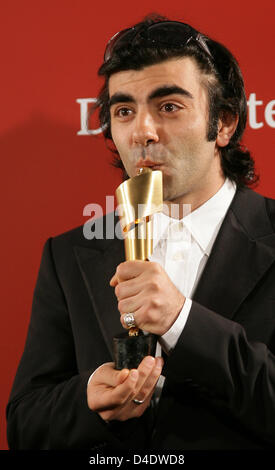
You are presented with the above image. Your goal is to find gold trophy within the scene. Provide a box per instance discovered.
[113,167,163,369]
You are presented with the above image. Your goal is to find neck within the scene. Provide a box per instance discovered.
[163,174,226,219]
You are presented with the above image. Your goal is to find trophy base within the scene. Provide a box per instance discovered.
[113,331,157,370]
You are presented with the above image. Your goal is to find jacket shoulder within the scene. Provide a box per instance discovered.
[225,186,275,239]
[263,194,275,231]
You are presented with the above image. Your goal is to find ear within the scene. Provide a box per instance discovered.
[216,112,239,148]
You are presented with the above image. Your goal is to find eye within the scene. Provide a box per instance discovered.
[160,103,181,113]
[114,107,133,118]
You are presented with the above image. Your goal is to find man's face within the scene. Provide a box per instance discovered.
[109,57,223,204]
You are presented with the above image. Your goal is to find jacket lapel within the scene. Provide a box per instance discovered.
[192,188,275,320]
[74,237,125,359]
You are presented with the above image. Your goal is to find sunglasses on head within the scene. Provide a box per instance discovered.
[104,21,213,63]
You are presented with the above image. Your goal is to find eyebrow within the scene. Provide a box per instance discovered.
[109,93,134,108]
[109,85,194,108]
[149,85,194,100]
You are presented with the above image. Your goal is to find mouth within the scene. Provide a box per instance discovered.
[136,159,164,172]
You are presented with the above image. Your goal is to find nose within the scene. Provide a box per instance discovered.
[132,109,159,146]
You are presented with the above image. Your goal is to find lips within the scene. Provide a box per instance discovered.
[136,158,164,170]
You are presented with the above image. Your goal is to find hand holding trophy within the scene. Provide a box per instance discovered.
[113,167,163,369]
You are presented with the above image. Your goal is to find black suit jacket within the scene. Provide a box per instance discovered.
[6,187,275,449]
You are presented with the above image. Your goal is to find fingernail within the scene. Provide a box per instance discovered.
[144,356,155,367]
[130,369,138,380]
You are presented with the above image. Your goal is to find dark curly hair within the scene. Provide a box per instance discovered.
[94,13,258,187]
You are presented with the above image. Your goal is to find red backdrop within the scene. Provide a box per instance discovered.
[1,0,274,449]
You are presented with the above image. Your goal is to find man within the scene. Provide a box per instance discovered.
[6,14,275,450]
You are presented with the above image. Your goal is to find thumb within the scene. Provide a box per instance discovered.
[116,368,130,386]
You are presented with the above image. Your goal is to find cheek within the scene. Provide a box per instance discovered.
[167,131,203,158]
[111,119,133,151]
[110,121,121,149]
[167,113,207,143]
[111,127,129,160]
[183,115,208,139]
[111,131,135,176]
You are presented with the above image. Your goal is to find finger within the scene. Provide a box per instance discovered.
[121,311,140,330]
[116,368,131,386]
[134,357,164,402]
[116,261,147,282]
[114,278,142,300]
[110,260,149,289]
[126,303,156,332]
[118,294,142,318]
[96,369,139,412]
[134,356,156,391]
[120,303,148,331]
[94,363,129,388]
[110,270,120,286]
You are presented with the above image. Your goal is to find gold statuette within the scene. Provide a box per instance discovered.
[116,167,163,336]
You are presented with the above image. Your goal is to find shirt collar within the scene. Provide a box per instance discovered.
[152,178,237,256]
